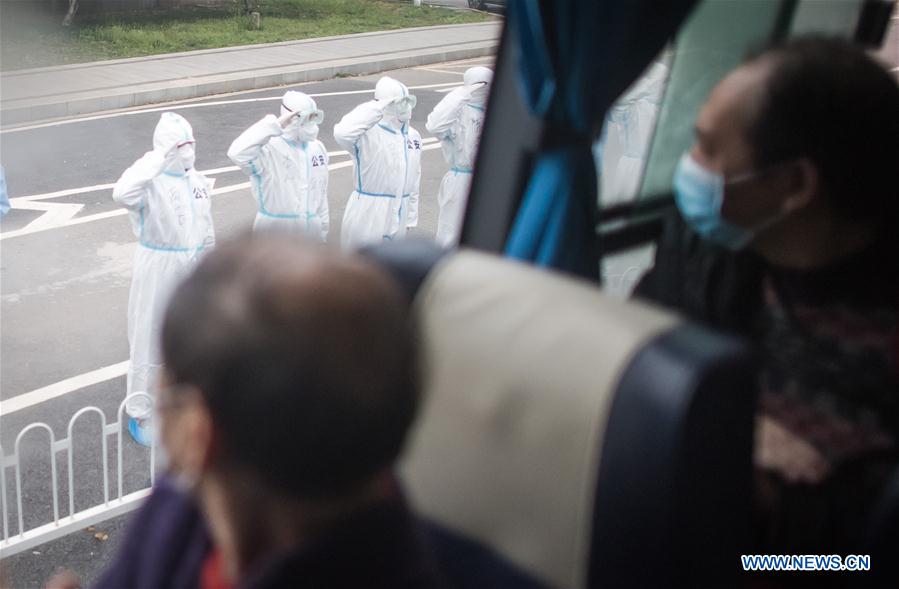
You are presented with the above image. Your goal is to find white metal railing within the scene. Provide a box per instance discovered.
[0,393,156,557]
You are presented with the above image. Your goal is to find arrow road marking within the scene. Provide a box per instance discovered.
[11,200,85,232]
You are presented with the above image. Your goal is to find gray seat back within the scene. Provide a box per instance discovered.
[368,245,755,587]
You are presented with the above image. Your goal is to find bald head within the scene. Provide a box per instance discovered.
[161,233,418,499]
[703,38,899,222]
[692,60,770,176]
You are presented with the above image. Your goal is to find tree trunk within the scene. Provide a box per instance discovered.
[62,0,79,26]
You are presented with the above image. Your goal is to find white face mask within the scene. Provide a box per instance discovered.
[385,95,415,123]
[177,143,196,171]
[296,122,320,143]
[395,104,413,122]
[469,82,490,105]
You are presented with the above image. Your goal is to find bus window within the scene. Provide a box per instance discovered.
[638,0,793,201]
[593,0,898,297]
[594,55,671,209]
[597,0,791,297]
[875,1,898,76]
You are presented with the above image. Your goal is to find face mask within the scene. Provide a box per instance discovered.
[470,83,489,105]
[385,95,415,122]
[672,152,755,251]
[296,122,319,143]
[396,104,413,122]
[177,143,196,171]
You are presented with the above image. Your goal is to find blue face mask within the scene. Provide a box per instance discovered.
[673,152,755,251]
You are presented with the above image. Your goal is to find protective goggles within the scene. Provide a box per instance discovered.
[393,95,417,110]
[282,103,325,125]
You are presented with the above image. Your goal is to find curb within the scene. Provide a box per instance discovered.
[2,22,497,75]
[1,25,499,126]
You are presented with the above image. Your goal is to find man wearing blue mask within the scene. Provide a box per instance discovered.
[636,37,899,561]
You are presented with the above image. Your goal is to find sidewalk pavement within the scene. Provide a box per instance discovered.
[0,21,501,126]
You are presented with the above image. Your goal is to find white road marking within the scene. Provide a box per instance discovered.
[202,160,358,197]
[414,67,465,76]
[0,361,130,416]
[12,161,321,203]
[12,183,118,203]
[440,56,496,66]
[0,83,464,134]
[1,141,441,240]
[9,140,437,203]
[11,158,328,204]
[430,62,493,69]
[12,200,85,232]
[0,209,128,240]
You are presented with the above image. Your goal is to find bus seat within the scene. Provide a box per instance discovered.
[864,466,899,587]
[364,241,755,588]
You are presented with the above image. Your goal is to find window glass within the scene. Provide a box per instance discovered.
[595,0,886,291]
[874,2,898,75]
[595,0,796,291]
[790,0,866,37]
[594,0,793,209]
[594,55,671,208]
[638,0,791,201]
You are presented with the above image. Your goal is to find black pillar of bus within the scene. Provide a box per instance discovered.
[459,14,544,254]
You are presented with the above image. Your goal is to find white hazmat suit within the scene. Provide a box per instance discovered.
[112,113,215,418]
[426,66,492,247]
[227,91,330,239]
[333,77,422,249]
[597,61,668,205]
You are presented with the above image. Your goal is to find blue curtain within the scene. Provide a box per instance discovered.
[504,0,602,280]
[503,0,697,280]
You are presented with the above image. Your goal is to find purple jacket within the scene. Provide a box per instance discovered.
[94,476,445,589]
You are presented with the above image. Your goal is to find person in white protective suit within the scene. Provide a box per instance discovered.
[596,60,668,206]
[227,91,330,239]
[333,76,422,249]
[426,66,492,246]
[112,112,215,445]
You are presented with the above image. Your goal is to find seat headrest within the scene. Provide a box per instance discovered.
[400,251,679,588]
[360,239,449,303]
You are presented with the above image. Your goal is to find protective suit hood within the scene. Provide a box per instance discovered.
[154,113,196,171]
[463,66,493,87]
[281,91,324,143]
[295,123,320,142]
[464,66,493,105]
[374,76,408,102]
[375,77,416,124]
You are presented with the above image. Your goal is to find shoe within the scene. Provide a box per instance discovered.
[128,416,153,447]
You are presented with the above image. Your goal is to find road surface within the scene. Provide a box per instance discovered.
[0,56,492,587]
